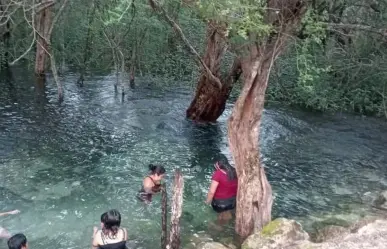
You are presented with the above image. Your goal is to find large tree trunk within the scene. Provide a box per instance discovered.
[228,0,306,239]
[228,57,273,238]
[186,22,240,122]
[35,5,53,77]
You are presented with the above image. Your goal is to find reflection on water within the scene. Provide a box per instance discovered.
[0,68,387,249]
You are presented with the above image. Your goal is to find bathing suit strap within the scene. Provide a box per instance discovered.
[147,176,156,184]
[101,231,107,245]
[121,228,126,241]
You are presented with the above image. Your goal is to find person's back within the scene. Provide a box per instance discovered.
[212,169,238,200]
[92,210,127,249]
[7,233,28,249]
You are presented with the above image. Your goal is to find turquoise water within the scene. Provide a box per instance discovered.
[1,69,387,249]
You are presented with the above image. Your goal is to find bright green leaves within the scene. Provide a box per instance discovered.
[196,0,271,41]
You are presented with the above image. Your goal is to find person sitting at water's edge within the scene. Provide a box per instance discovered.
[92,209,128,249]
[0,210,20,239]
[137,164,165,203]
[7,233,28,249]
[205,160,238,224]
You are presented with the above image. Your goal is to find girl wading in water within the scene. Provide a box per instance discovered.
[137,164,166,203]
[205,160,238,224]
[92,209,128,249]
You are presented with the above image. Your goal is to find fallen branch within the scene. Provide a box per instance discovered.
[148,0,222,89]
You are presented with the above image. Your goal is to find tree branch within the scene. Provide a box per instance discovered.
[148,0,222,89]
[326,23,387,37]
[47,0,69,40]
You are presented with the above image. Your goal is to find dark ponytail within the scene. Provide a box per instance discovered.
[101,209,121,238]
[217,160,237,181]
[149,164,166,176]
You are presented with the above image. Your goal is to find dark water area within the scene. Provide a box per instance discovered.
[0,68,387,249]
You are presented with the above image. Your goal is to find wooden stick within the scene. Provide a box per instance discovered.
[161,183,167,249]
[166,170,184,249]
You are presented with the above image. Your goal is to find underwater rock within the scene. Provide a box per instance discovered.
[373,190,387,210]
[242,218,309,249]
[311,225,348,243]
[196,242,229,249]
[241,217,387,249]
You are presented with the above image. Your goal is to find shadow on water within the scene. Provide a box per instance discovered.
[0,69,387,249]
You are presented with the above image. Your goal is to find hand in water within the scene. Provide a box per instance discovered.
[8,210,20,215]
[92,226,98,238]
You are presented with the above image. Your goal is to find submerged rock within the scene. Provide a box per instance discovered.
[241,217,387,249]
[196,242,229,249]
[311,225,348,243]
[242,218,309,249]
[373,190,387,210]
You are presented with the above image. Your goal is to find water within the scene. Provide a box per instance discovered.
[1,68,387,249]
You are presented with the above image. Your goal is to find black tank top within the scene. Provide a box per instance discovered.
[139,176,162,194]
[98,229,127,249]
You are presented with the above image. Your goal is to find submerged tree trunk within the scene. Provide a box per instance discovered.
[35,6,53,77]
[228,0,306,239]
[78,0,96,86]
[186,22,241,122]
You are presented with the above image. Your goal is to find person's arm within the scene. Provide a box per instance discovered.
[143,178,156,194]
[0,210,20,217]
[205,180,219,204]
[91,228,100,249]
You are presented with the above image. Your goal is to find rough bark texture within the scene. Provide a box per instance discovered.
[186,21,230,122]
[0,0,11,69]
[35,5,53,76]
[228,0,306,239]
[166,170,184,249]
[161,183,167,249]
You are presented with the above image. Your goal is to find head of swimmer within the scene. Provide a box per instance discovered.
[149,164,165,181]
[100,209,121,235]
[8,233,27,249]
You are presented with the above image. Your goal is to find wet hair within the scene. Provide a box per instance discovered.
[8,234,27,249]
[149,164,166,176]
[216,160,237,181]
[100,209,121,238]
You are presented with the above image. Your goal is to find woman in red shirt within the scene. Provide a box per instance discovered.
[205,160,238,223]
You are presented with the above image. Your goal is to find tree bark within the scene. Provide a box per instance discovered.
[0,0,11,69]
[35,5,53,77]
[161,183,167,249]
[228,0,306,239]
[186,21,228,122]
[78,0,96,86]
[166,170,184,249]
[228,57,274,238]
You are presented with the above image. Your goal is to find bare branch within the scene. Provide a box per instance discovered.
[326,22,387,37]
[148,0,222,89]
[47,0,69,40]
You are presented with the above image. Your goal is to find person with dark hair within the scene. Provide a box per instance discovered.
[137,164,166,203]
[0,210,20,239]
[205,160,238,224]
[92,209,127,249]
[7,233,27,249]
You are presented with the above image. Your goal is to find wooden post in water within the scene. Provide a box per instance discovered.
[161,183,168,249]
[167,170,184,249]
[162,170,184,249]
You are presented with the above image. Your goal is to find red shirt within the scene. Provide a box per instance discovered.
[212,170,238,199]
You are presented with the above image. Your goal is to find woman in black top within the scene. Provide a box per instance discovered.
[137,164,166,203]
[92,210,127,249]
